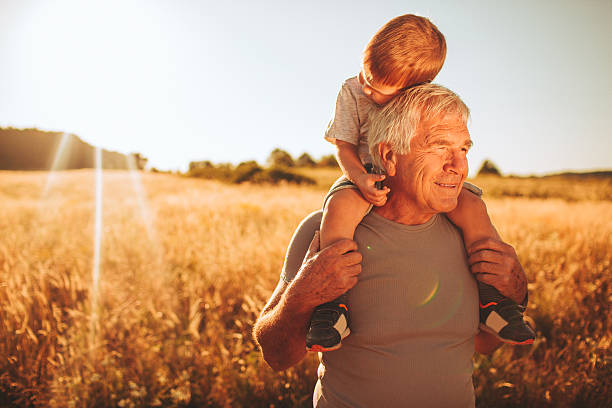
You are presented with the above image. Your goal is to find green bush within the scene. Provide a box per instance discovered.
[267,148,294,168]
[295,153,316,167]
[232,161,264,183]
[253,167,316,185]
[188,163,233,181]
[317,154,338,168]
[187,162,315,186]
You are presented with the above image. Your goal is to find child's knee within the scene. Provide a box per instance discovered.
[324,188,370,218]
[320,189,370,247]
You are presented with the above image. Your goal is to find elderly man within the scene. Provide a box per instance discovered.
[253,84,528,407]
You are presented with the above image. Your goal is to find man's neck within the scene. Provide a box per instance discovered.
[373,195,436,226]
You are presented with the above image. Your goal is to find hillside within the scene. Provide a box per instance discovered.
[0,127,146,170]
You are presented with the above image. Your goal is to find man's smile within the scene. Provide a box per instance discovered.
[434,181,460,189]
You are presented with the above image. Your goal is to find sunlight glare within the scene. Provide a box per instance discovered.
[127,155,157,243]
[42,132,70,197]
[90,147,103,345]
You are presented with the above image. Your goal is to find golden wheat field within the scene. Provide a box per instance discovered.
[0,170,610,407]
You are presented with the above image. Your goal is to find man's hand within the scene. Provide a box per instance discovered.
[467,238,527,304]
[289,231,363,311]
[254,230,362,371]
[354,172,390,207]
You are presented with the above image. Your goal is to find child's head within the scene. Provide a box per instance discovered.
[359,14,446,105]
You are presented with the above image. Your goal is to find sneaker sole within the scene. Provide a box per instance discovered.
[479,323,534,346]
[307,343,342,353]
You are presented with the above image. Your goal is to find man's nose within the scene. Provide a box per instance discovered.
[443,150,468,175]
[362,86,373,96]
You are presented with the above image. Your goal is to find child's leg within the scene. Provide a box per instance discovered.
[447,184,500,244]
[306,187,370,353]
[320,188,371,249]
[448,186,535,345]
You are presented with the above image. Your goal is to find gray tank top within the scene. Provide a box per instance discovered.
[281,211,479,408]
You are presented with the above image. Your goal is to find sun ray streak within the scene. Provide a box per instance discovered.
[127,155,157,243]
[42,132,70,197]
[125,155,166,290]
[90,147,103,346]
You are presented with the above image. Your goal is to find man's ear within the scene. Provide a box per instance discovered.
[377,143,397,176]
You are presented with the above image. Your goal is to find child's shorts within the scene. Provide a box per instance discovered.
[322,176,482,211]
[322,176,359,211]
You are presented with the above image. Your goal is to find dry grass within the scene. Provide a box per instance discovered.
[472,174,612,201]
[0,170,610,407]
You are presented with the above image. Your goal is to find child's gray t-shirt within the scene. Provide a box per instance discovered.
[324,76,374,164]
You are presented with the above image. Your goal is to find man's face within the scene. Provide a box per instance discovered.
[393,114,472,215]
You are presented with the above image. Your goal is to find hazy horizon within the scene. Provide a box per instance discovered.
[1,0,611,176]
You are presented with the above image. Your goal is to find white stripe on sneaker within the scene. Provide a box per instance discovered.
[485,310,508,333]
[333,314,349,339]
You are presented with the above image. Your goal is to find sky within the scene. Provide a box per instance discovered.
[1,0,611,176]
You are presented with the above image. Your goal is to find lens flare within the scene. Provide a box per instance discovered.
[125,155,165,293]
[90,147,103,345]
[422,277,465,330]
[42,132,71,197]
[417,278,440,307]
[126,155,157,242]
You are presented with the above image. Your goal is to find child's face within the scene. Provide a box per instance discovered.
[358,71,404,105]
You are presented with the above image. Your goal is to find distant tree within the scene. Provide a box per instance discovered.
[232,161,263,183]
[189,160,214,172]
[267,148,294,168]
[295,152,316,167]
[130,153,148,170]
[317,154,338,168]
[477,159,502,176]
[253,166,316,185]
[189,162,233,181]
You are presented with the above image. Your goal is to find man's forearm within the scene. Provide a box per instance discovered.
[468,238,528,305]
[253,281,313,371]
[475,330,503,354]
[254,233,362,370]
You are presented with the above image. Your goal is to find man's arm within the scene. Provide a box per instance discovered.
[253,232,362,371]
[474,330,503,354]
[468,238,528,304]
[252,279,312,371]
[469,237,529,354]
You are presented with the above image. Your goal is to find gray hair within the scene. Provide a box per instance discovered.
[368,83,470,170]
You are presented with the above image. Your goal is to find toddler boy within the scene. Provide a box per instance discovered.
[307,14,535,352]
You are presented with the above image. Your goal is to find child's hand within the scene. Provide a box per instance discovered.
[354,173,390,206]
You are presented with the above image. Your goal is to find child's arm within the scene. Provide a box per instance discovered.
[335,140,389,207]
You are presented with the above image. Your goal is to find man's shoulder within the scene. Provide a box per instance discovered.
[295,211,322,234]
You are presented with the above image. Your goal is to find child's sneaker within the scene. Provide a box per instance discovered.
[480,299,535,345]
[306,294,350,352]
